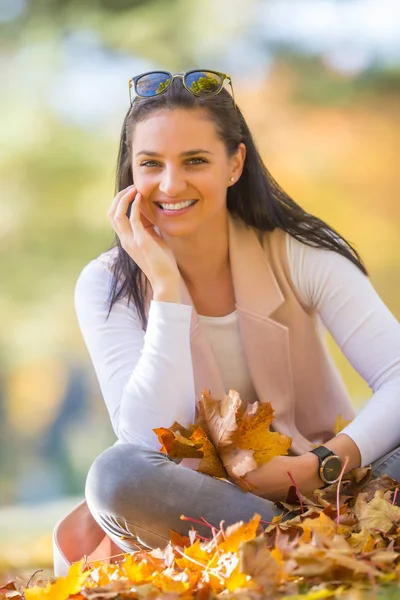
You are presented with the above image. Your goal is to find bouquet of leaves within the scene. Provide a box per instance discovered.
[154,389,292,491]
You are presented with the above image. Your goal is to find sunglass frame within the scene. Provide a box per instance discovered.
[128,69,235,110]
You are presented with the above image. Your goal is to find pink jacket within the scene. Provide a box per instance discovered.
[53,216,355,575]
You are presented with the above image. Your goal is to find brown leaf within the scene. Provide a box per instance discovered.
[199,390,291,481]
[356,490,400,534]
[198,389,242,448]
[239,536,281,591]
[190,426,227,478]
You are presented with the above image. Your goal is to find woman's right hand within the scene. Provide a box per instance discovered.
[108,184,181,303]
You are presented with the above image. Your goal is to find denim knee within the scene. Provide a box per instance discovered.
[84,442,163,518]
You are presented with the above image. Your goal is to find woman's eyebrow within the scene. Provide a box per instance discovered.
[135,149,213,157]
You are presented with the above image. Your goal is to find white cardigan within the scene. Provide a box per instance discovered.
[74,232,400,467]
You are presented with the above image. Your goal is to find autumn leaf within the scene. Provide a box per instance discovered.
[189,426,227,478]
[356,490,400,533]
[218,513,261,553]
[198,389,242,448]
[347,528,376,553]
[154,420,227,479]
[239,535,282,591]
[153,422,204,458]
[175,539,212,571]
[199,390,292,482]
[235,400,292,464]
[24,560,89,599]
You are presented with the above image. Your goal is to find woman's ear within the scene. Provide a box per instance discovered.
[230,143,246,182]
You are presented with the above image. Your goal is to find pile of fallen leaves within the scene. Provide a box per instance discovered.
[2,391,399,599]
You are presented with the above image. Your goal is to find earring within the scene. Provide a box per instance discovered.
[230,177,235,182]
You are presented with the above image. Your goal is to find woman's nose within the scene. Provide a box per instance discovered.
[159,168,187,197]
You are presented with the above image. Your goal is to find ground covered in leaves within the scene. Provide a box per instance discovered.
[2,467,400,600]
[3,393,399,599]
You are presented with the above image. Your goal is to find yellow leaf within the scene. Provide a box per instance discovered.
[122,553,164,584]
[299,512,337,539]
[347,528,376,553]
[152,568,195,593]
[175,540,212,571]
[218,513,261,553]
[236,401,291,463]
[25,560,89,600]
[224,563,251,592]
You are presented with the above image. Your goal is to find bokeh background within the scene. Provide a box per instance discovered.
[0,0,399,579]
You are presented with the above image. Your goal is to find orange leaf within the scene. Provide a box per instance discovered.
[218,513,261,553]
[153,425,203,458]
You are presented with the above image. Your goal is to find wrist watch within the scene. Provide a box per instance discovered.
[310,446,343,485]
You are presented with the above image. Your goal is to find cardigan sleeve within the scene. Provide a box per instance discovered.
[286,233,400,466]
[74,260,195,449]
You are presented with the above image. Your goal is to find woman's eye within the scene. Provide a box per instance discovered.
[187,157,207,165]
[140,158,207,168]
[140,160,159,167]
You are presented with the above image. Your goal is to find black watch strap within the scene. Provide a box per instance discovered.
[310,446,336,462]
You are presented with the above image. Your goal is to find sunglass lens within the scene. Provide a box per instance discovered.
[135,72,171,97]
[185,71,223,95]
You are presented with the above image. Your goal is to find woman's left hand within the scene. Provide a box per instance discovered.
[244,453,322,502]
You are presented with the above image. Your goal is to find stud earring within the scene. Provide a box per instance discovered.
[230,177,235,182]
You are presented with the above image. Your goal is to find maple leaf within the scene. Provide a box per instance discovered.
[153,422,204,458]
[239,536,282,591]
[152,567,197,594]
[154,421,227,479]
[199,389,292,482]
[235,400,292,464]
[175,539,212,572]
[356,490,400,534]
[299,512,338,539]
[198,389,242,448]
[189,426,227,478]
[218,513,261,553]
[24,560,89,599]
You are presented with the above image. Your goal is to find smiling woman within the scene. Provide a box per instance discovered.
[129,109,245,244]
[52,70,400,576]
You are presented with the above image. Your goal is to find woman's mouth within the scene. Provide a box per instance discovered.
[155,199,198,214]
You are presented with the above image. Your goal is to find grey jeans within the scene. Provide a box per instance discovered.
[85,443,400,554]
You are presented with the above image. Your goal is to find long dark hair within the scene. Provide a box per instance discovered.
[106,78,368,326]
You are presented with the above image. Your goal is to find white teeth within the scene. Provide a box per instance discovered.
[159,200,196,211]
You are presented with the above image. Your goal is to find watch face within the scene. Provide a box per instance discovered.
[322,456,342,483]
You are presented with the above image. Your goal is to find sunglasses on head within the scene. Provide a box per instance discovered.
[128,69,236,110]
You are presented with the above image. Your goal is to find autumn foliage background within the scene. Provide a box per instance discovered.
[0,0,399,581]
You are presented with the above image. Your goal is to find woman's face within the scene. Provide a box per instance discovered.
[130,108,245,239]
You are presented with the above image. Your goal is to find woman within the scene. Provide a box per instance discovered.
[53,70,400,574]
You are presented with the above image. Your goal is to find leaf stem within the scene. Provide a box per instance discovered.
[336,456,349,528]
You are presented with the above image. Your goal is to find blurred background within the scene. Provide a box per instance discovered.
[0,0,399,580]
